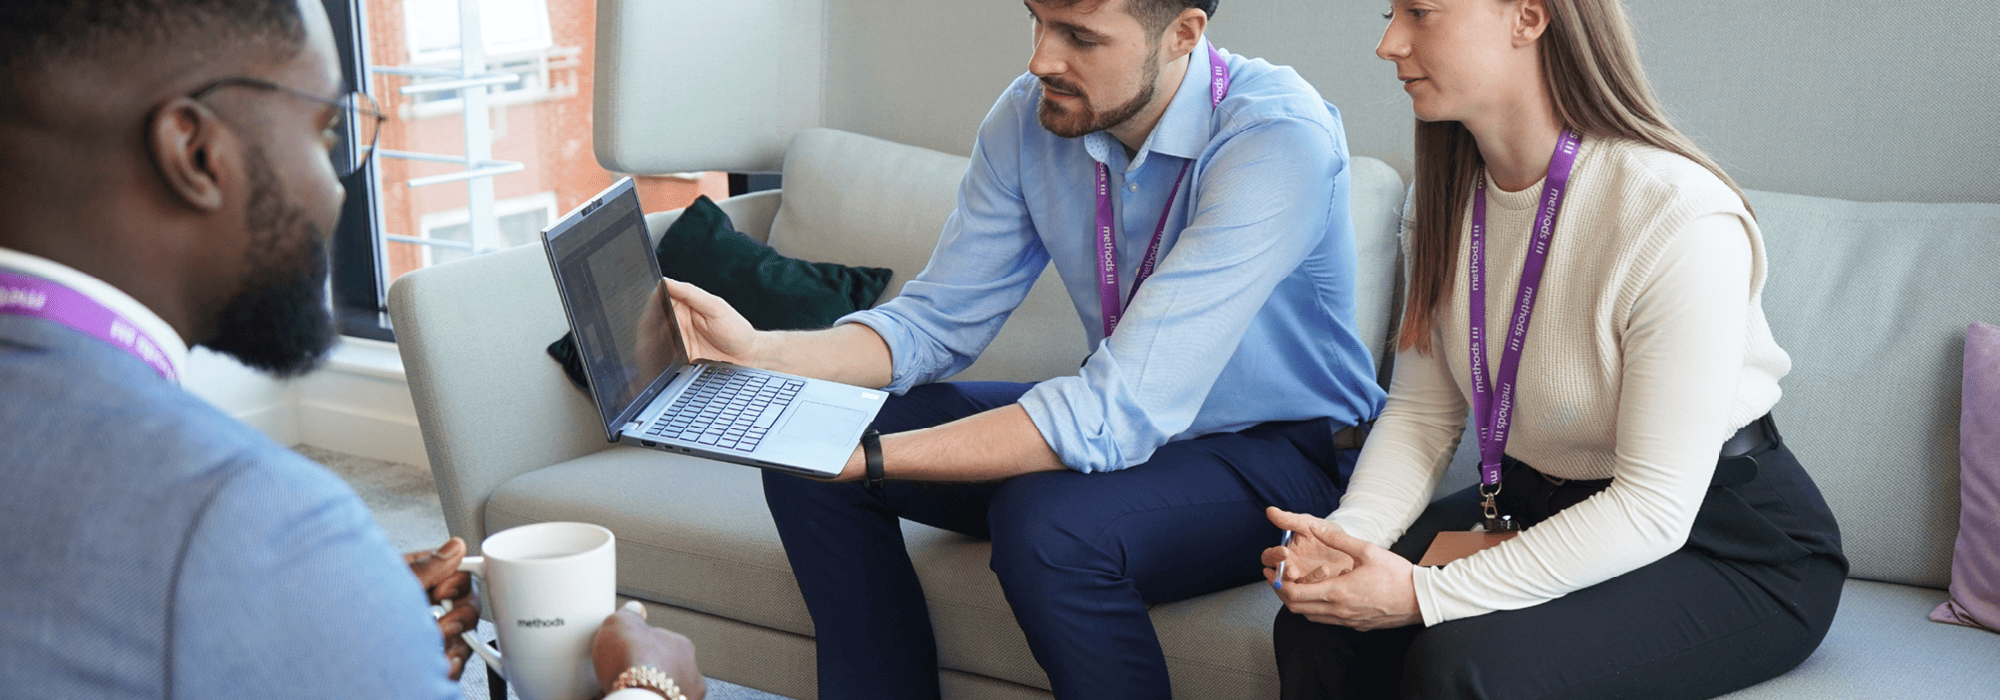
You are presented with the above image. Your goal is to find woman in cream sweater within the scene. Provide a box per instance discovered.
[1262,0,1845,697]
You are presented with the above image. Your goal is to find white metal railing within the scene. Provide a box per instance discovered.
[375,148,525,188]
[364,0,585,274]
[368,0,506,262]
[382,233,473,251]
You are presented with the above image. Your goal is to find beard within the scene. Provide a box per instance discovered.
[1036,55,1161,138]
[200,146,338,378]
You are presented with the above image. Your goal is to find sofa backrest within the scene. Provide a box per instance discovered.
[765,128,1086,383]
[763,128,1407,386]
[1746,192,2000,587]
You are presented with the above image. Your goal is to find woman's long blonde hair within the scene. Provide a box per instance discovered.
[1396,0,1751,355]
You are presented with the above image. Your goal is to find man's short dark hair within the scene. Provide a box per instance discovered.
[1042,0,1219,36]
[0,0,307,76]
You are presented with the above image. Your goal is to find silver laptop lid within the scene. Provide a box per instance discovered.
[542,177,690,441]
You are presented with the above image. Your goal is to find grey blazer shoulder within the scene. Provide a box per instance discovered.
[0,316,455,699]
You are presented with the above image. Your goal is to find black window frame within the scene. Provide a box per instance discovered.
[324,0,393,341]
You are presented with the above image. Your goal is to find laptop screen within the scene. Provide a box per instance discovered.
[545,180,689,435]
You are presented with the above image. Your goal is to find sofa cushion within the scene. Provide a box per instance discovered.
[481,447,1288,696]
[1745,191,2000,587]
[654,195,894,331]
[479,449,1051,688]
[484,449,2000,700]
[483,450,809,634]
[546,195,894,390]
[769,128,1089,385]
[1716,580,2000,697]
[1931,321,2000,631]
[769,130,969,303]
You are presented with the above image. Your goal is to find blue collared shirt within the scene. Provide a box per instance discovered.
[842,39,1385,473]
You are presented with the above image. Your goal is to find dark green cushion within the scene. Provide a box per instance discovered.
[547,195,893,389]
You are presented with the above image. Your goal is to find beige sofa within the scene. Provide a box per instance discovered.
[389,127,2000,699]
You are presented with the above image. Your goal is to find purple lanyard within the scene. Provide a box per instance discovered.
[1095,43,1230,338]
[0,271,179,382]
[1469,129,1582,494]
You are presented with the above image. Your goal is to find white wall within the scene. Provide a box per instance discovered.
[182,338,429,468]
[183,347,300,445]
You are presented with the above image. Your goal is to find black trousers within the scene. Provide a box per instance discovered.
[1274,420,1847,700]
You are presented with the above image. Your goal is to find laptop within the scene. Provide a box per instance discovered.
[542,177,887,479]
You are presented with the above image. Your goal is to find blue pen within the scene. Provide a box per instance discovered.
[1272,530,1295,590]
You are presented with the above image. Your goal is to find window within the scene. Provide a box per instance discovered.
[401,49,582,117]
[395,0,578,117]
[324,0,729,341]
[406,191,556,272]
[401,0,554,63]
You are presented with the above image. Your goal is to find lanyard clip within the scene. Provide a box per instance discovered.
[1480,484,1518,532]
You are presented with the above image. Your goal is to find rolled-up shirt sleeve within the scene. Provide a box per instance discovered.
[1021,116,1344,472]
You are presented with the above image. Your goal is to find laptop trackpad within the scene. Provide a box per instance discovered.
[781,402,867,444]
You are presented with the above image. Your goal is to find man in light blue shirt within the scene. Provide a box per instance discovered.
[665,0,1383,697]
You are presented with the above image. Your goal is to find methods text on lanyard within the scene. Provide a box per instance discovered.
[1094,42,1231,338]
[1468,129,1582,531]
[0,271,180,382]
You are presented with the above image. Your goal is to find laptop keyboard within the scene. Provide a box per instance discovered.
[646,368,805,452]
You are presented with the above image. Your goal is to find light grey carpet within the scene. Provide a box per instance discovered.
[296,445,795,700]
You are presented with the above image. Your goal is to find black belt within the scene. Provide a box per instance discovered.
[1334,423,1369,450]
[1713,413,1780,487]
[1720,412,1780,458]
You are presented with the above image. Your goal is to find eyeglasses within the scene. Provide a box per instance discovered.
[189,76,386,178]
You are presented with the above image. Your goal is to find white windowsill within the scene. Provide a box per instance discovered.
[326,335,406,381]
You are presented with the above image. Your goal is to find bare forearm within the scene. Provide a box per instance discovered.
[836,404,1066,481]
[750,323,894,388]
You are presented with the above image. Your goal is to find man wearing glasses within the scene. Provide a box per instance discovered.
[0,1,701,697]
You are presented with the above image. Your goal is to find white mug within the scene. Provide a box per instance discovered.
[456,521,617,700]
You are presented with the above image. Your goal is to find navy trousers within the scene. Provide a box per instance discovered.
[763,382,1357,700]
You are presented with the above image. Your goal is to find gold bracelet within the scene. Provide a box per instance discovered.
[610,665,687,700]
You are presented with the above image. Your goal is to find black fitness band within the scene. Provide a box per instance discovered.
[860,428,884,491]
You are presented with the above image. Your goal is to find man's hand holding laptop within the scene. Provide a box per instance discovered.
[657,278,758,368]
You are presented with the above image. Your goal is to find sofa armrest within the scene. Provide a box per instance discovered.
[387,244,609,551]
[714,189,781,244]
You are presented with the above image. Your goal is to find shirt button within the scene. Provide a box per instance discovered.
[1126,183,1139,193]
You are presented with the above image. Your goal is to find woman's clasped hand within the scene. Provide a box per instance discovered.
[1261,507,1421,631]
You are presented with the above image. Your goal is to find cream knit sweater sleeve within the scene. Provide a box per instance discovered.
[1331,213,1756,625]
[1324,319,1467,551]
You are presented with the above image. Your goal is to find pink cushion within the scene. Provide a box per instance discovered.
[1932,321,2000,631]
